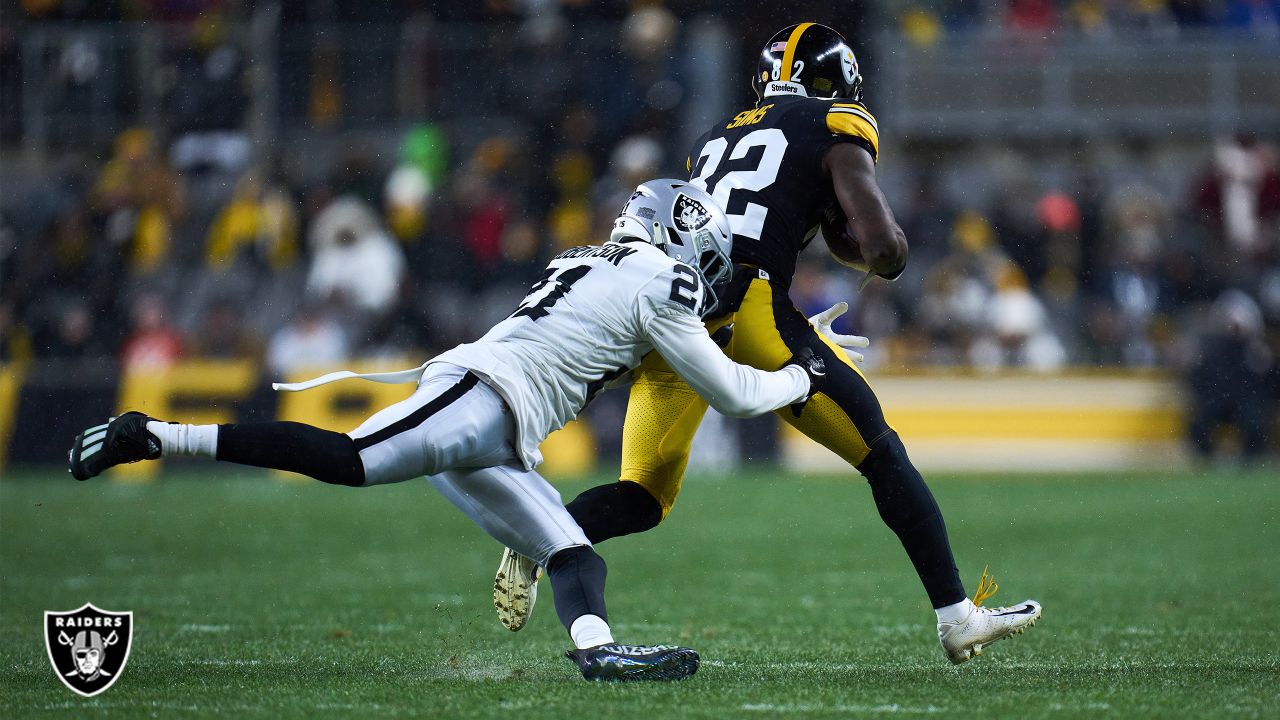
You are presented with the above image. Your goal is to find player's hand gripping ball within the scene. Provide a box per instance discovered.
[819,202,869,273]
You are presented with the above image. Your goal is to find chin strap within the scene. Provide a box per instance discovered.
[972,565,1000,607]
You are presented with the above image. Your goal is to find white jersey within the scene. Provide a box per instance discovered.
[431,241,809,470]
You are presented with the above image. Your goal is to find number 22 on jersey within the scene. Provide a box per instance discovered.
[689,127,788,242]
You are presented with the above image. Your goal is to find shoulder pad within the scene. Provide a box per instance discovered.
[825,101,880,162]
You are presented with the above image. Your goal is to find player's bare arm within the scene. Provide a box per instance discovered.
[823,141,907,279]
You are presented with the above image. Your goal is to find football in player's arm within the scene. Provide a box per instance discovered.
[821,141,906,281]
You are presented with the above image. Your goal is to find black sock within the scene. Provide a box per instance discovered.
[216,422,365,486]
[565,481,663,544]
[857,431,966,608]
[545,545,609,632]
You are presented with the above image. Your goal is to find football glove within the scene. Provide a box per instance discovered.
[807,302,870,364]
[786,347,827,417]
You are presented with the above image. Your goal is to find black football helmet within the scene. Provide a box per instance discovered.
[752,23,863,103]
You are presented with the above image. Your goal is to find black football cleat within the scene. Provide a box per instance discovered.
[68,412,162,480]
[565,643,700,682]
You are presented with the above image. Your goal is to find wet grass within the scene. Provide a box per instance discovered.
[2,466,1276,718]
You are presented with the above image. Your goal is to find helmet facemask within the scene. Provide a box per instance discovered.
[610,180,735,318]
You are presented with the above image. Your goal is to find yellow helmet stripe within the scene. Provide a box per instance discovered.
[780,22,815,82]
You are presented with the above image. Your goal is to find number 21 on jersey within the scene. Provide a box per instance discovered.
[689,128,788,242]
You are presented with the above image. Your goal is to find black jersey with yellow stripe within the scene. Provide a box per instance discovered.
[687,94,879,289]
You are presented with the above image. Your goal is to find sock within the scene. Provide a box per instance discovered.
[565,481,663,544]
[569,614,614,650]
[545,545,609,638]
[146,422,218,458]
[935,598,975,624]
[857,431,967,608]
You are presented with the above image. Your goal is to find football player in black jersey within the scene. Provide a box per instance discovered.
[495,22,1042,665]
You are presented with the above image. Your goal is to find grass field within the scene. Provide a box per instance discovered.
[1,466,1277,718]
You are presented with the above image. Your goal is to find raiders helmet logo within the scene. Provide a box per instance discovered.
[45,603,133,697]
[673,194,712,235]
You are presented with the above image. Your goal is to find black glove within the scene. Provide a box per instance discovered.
[786,346,827,417]
[710,323,734,349]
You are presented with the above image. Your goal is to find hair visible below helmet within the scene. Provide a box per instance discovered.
[610,179,734,318]
[753,23,862,102]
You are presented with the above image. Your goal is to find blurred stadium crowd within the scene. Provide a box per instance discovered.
[1,0,1277,458]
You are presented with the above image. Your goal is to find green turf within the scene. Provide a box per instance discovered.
[1,466,1277,718]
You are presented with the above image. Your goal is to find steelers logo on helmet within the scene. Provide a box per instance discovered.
[673,194,712,234]
[840,46,858,85]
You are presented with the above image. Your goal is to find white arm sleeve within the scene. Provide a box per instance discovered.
[644,309,810,418]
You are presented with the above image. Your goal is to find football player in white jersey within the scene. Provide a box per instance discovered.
[67,179,854,682]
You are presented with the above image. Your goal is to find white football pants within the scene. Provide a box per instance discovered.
[349,362,589,566]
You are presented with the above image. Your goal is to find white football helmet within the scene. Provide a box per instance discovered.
[610,179,734,317]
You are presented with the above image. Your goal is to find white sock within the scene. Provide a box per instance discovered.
[569,614,614,650]
[146,422,219,458]
[935,598,975,624]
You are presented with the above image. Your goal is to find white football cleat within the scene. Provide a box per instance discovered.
[493,547,542,632]
[938,568,1042,665]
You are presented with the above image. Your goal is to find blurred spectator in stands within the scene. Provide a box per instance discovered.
[384,164,432,250]
[992,178,1044,286]
[167,12,251,175]
[187,297,261,361]
[205,169,298,273]
[1073,166,1107,297]
[1035,190,1084,327]
[1104,183,1172,365]
[920,211,1010,363]
[538,107,599,253]
[450,138,517,277]
[121,293,183,372]
[1188,290,1277,461]
[971,264,1067,372]
[1194,135,1280,272]
[386,124,450,274]
[594,134,663,239]
[601,4,683,144]
[91,128,188,275]
[306,195,405,318]
[266,304,350,377]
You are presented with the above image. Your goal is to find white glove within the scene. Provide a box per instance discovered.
[807,302,870,364]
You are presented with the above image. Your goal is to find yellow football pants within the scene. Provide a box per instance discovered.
[620,277,894,516]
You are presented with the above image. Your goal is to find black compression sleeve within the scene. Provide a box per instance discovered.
[216,422,365,486]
